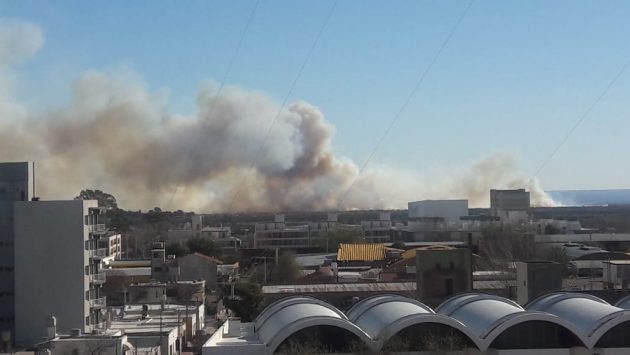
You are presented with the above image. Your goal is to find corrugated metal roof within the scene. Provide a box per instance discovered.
[401,245,456,260]
[337,243,385,261]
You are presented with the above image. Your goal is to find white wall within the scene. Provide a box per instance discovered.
[408,200,468,222]
[15,200,95,347]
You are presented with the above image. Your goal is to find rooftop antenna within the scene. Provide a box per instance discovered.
[31,161,39,201]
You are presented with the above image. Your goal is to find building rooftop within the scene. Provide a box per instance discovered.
[204,292,630,354]
[262,282,416,294]
[337,243,386,262]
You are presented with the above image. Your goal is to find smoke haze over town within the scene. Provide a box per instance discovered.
[0,19,558,212]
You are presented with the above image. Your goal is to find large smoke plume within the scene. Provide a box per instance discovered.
[1,19,555,212]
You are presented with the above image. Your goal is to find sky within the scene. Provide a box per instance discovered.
[3,0,630,193]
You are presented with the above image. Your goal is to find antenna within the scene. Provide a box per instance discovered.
[31,161,39,201]
[32,161,35,198]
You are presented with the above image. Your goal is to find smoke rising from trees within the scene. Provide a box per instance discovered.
[0,19,555,212]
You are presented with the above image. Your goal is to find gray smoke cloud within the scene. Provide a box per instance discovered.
[1,19,555,212]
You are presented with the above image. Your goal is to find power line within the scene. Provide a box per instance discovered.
[336,0,475,209]
[227,0,340,212]
[533,57,630,178]
[166,0,261,209]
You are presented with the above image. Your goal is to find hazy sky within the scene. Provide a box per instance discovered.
[4,0,630,191]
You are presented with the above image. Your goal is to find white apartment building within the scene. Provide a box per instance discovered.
[98,233,122,260]
[14,199,108,347]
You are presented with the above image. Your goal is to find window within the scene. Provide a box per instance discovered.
[85,266,90,275]
[85,316,90,326]
[86,290,90,300]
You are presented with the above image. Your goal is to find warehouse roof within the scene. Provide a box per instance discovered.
[337,243,386,261]
[205,293,630,354]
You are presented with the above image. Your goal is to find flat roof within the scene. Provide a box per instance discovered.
[603,260,630,265]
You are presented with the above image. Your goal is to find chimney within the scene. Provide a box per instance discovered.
[46,315,57,339]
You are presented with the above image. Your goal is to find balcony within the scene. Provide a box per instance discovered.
[90,297,106,309]
[90,248,108,259]
[88,224,107,234]
[90,272,106,284]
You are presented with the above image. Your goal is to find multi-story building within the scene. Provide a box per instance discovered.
[361,213,392,243]
[97,233,122,260]
[253,214,311,249]
[14,199,108,347]
[150,242,179,282]
[0,162,32,350]
[408,199,469,223]
[490,189,531,223]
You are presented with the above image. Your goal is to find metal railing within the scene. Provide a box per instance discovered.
[90,248,108,259]
[90,297,107,309]
[88,224,107,233]
[90,272,106,284]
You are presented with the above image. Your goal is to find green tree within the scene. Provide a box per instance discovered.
[391,240,406,250]
[223,282,264,322]
[187,237,219,257]
[269,251,302,284]
[165,242,188,257]
[75,189,118,209]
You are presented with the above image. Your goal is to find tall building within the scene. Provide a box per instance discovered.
[0,162,32,350]
[408,199,469,223]
[490,189,531,224]
[14,200,107,347]
[490,189,530,211]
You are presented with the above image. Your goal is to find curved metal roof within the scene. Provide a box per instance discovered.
[615,295,630,309]
[213,293,630,354]
[253,296,375,354]
[527,292,630,348]
[347,294,482,349]
[436,293,585,350]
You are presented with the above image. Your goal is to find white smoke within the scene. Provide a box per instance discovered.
[0,19,556,211]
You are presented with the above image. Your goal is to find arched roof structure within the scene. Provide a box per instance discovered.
[615,295,630,309]
[347,294,482,350]
[253,296,375,354]
[527,292,630,348]
[436,293,585,350]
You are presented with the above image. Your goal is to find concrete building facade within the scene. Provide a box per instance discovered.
[360,213,392,243]
[408,199,469,223]
[14,200,107,347]
[178,253,221,291]
[415,247,472,307]
[253,215,311,249]
[490,189,531,223]
[516,261,562,305]
[0,162,32,350]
